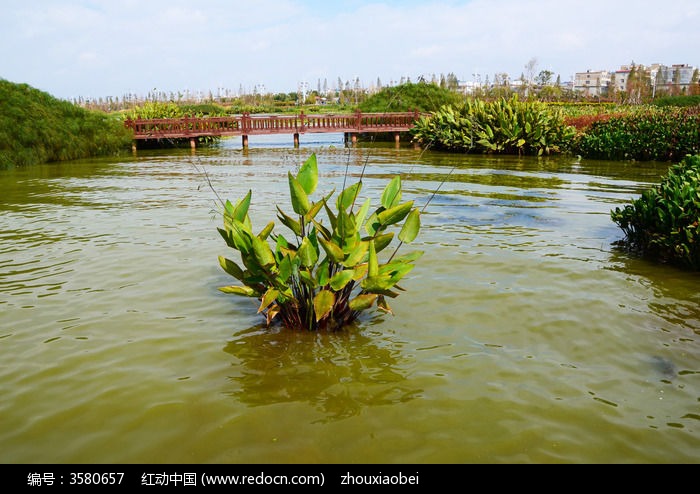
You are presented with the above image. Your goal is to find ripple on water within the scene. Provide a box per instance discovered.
[1,150,698,463]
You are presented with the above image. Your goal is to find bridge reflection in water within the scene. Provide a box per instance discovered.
[124,110,421,149]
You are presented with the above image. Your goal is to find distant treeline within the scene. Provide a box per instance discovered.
[0,79,133,169]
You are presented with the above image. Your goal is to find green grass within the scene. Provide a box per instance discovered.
[0,79,133,169]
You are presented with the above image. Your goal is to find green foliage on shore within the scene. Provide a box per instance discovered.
[411,98,700,162]
[0,79,133,169]
[359,82,461,113]
[410,96,575,156]
[572,106,700,161]
[612,155,700,269]
[653,95,700,108]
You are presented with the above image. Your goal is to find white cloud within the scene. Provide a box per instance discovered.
[0,0,698,99]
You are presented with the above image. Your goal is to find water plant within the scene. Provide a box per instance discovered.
[573,106,700,161]
[611,154,700,269]
[410,95,575,156]
[217,153,423,331]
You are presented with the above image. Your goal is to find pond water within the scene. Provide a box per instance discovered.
[1,133,698,464]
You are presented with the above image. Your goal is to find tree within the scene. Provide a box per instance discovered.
[673,66,682,95]
[446,72,459,91]
[626,64,652,104]
[524,57,538,98]
[535,70,554,87]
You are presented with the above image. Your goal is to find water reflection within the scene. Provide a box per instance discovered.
[223,323,421,422]
[607,247,700,335]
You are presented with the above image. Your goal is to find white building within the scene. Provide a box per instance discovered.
[574,70,611,97]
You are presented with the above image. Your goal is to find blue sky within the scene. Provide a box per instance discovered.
[1,0,698,100]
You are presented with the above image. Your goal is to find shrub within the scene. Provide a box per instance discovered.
[573,107,700,161]
[0,79,132,168]
[611,154,700,269]
[123,101,183,120]
[653,95,700,108]
[359,82,461,113]
[410,96,575,156]
[217,154,423,331]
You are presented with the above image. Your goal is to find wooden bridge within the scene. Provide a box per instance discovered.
[124,110,421,149]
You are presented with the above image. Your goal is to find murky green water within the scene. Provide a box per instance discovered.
[1,134,699,464]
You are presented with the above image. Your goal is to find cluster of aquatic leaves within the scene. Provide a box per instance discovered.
[410,95,575,156]
[573,106,700,161]
[218,154,423,331]
[611,155,700,269]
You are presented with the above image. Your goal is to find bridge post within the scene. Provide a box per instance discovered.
[293,133,300,148]
[343,133,358,147]
[394,132,400,148]
[189,137,196,150]
[242,135,249,148]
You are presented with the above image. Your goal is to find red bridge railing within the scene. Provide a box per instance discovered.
[124,111,421,140]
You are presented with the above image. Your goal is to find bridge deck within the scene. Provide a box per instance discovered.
[125,111,421,140]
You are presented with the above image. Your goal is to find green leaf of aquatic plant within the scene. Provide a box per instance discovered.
[313,290,335,322]
[377,295,394,315]
[360,276,400,297]
[377,201,414,227]
[330,269,355,291]
[226,218,254,254]
[297,153,318,195]
[349,293,378,312]
[336,208,356,237]
[337,182,362,212]
[343,240,369,268]
[218,227,236,249]
[318,236,345,263]
[398,208,421,243]
[277,206,302,237]
[306,189,335,223]
[311,218,332,242]
[364,210,384,237]
[252,235,276,268]
[368,240,379,277]
[278,254,293,283]
[288,172,311,215]
[225,190,252,223]
[378,261,415,284]
[275,234,290,255]
[219,256,245,281]
[257,221,275,240]
[381,176,402,209]
[297,236,318,268]
[316,258,330,287]
[393,250,424,263]
[298,269,316,288]
[352,263,368,280]
[258,288,280,313]
[324,202,337,231]
[373,232,395,253]
[218,285,260,297]
[354,198,371,234]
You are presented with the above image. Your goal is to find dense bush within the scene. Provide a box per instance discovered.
[410,96,575,156]
[653,95,700,108]
[611,155,700,269]
[359,82,461,113]
[123,101,183,119]
[572,107,700,161]
[0,79,132,168]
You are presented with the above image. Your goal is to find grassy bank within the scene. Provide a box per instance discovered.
[0,79,133,169]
